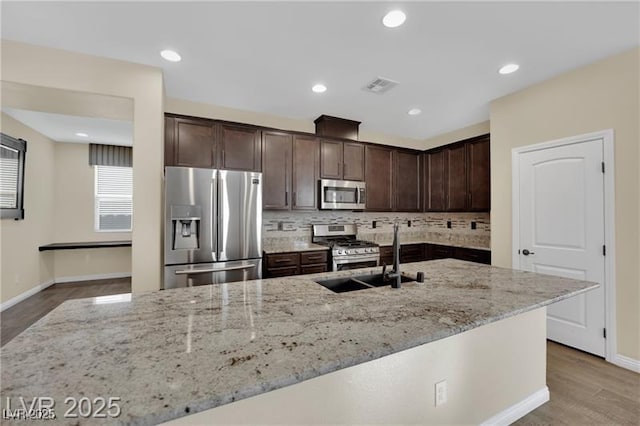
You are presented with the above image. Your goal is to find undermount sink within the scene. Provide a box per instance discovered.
[315,273,414,293]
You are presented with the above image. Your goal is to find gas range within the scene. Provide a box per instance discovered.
[312,224,380,271]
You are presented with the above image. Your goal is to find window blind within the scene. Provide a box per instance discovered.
[89,143,132,167]
[0,146,19,209]
[95,165,132,232]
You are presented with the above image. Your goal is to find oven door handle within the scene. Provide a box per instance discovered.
[175,264,255,275]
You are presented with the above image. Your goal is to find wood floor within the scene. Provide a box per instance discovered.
[1,282,638,424]
[0,278,131,346]
[516,341,640,425]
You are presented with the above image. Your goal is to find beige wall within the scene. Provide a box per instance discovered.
[166,97,425,150]
[1,40,164,294]
[167,308,547,425]
[422,120,490,150]
[490,47,640,360]
[0,113,55,303]
[53,142,131,279]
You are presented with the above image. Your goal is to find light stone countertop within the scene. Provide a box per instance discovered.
[0,259,596,425]
[262,242,329,254]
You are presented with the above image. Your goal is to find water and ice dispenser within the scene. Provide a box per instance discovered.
[170,205,201,250]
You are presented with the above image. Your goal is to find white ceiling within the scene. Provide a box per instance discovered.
[2,108,133,146]
[2,2,638,140]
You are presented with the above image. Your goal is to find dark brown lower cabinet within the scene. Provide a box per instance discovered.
[263,250,328,278]
[379,246,394,266]
[425,244,491,265]
[400,244,425,263]
[453,247,491,264]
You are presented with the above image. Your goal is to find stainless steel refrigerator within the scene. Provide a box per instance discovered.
[163,166,262,289]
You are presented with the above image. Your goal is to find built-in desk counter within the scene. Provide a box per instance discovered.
[38,240,132,251]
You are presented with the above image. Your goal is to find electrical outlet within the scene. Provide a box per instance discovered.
[435,380,447,406]
[446,221,452,229]
[471,221,477,230]
[407,220,412,227]
[372,220,377,229]
[277,221,283,231]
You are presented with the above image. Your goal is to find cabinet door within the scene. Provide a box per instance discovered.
[219,124,261,172]
[262,131,292,210]
[444,144,467,211]
[320,140,343,179]
[343,142,365,181]
[164,116,176,166]
[467,136,490,211]
[424,150,446,212]
[394,150,421,212]
[173,117,217,168]
[365,145,393,211]
[292,135,319,210]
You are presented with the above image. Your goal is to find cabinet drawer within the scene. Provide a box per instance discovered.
[265,266,299,278]
[379,246,394,257]
[300,251,328,265]
[266,252,299,268]
[453,247,491,265]
[300,264,328,274]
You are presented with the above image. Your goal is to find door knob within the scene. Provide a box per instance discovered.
[522,249,535,256]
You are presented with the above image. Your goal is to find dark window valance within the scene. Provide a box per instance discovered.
[89,144,132,167]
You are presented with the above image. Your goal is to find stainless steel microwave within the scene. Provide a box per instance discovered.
[319,179,366,210]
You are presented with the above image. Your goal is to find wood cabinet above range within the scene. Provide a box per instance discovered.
[165,114,261,172]
[320,140,365,181]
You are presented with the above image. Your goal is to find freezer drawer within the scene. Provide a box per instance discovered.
[163,259,262,289]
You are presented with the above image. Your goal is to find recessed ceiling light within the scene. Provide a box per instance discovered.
[312,84,327,93]
[408,108,422,116]
[160,49,182,62]
[383,10,406,28]
[498,63,520,75]
[75,132,89,137]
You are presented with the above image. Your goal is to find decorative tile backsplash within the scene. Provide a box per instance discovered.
[263,211,490,249]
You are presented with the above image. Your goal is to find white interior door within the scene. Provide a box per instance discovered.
[517,138,605,357]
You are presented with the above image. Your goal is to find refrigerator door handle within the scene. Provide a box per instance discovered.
[211,171,218,261]
[174,264,256,275]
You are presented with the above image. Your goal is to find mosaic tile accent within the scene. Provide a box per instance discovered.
[263,211,490,249]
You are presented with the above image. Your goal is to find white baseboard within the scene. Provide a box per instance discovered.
[54,272,131,284]
[611,354,640,373]
[480,386,550,426]
[0,279,55,312]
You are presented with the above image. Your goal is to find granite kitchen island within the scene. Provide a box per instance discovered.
[0,260,597,425]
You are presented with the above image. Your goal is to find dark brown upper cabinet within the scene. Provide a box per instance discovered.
[467,135,491,211]
[343,142,365,181]
[423,149,446,212]
[444,143,468,211]
[165,115,217,168]
[165,115,261,172]
[320,139,342,179]
[423,133,490,212]
[365,145,394,211]
[262,131,292,210]
[218,123,261,172]
[394,150,421,212]
[292,135,320,210]
[320,139,365,181]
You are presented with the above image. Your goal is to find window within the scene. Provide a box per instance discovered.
[95,165,132,232]
[0,133,26,220]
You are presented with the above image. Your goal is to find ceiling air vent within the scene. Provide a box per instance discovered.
[363,77,399,94]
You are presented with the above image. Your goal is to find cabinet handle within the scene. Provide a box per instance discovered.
[292,191,296,206]
[274,259,292,263]
[306,255,323,261]
[222,150,225,165]
[285,191,288,206]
